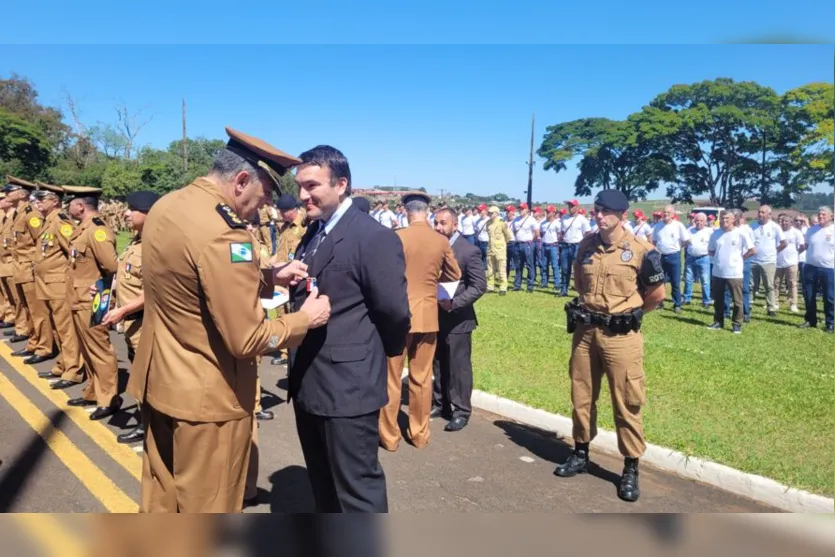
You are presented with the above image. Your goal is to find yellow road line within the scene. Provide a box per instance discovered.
[0,373,137,512]
[0,341,142,481]
[14,514,86,557]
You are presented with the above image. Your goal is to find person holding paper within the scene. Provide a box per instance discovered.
[380,191,461,452]
[431,207,487,432]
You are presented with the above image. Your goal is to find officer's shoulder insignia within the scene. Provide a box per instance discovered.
[93,228,107,243]
[58,212,71,221]
[24,205,32,214]
[92,217,105,226]
[230,241,254,263]
[29,216,42,229]
[216,204,247,230]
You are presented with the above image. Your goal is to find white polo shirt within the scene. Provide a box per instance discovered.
[687,226,714,257]
[561,214,591,244]
[776,227,803,268]
[805,223,835,269]
[541,218,561,244]
[750,220,785,265]
[512,215,538,242]
[460,215,475,236]
[632,221,652,241]
[652,220,691,255]
[710,228,753,279]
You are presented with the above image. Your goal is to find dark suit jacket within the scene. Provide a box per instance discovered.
[288,201,411,417]
[438,234,487,335]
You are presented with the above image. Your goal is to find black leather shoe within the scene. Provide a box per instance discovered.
[255,410,274,421]
[554,444,589,477]
[0,321,13,328]
[9,335,29,343]
[11,348,34,357]
[270,356,287,365]
[67,397,96,407]
[618,458,640,502]
[50,379,76,390]
[23,354,53,365]
[444,416,469,432]
[38,370,57,378]
[429,406,446,419]
[117,426,145,444]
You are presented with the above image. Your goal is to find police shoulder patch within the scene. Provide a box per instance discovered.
[29,216,42,229]
[60,223,74,238]
[230,241,254,263]
[94,228,107,243]
[92,217,105,226]
[216,204,247,230]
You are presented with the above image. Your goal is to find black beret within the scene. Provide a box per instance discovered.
[275,194,300,211]
[126,191,161,212]
[402,191,431,205]
[353,197,370,214]
[594,190,629,213]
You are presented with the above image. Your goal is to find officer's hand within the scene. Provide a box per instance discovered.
[439,299,453,312]
[88,284,98,296]
[274,260,309,287]
[300,288,330,328]
[101,308,125,327]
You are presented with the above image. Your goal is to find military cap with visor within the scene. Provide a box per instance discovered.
[224,127,302,194]
[594,190,629,213]
[401,191,432,205]
[33,182,64,200]
[61,185,104,202]
[4,175,38,193]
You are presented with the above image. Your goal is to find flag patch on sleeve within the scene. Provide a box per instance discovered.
[230,242,254,263]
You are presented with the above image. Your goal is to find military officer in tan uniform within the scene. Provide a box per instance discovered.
[0,191,18,329]
[8,177,55,363]
[556,190,666,503]
[63,185,121,420]
[102,190,160,444]
[127,127,330,513]
[31,184,84,384]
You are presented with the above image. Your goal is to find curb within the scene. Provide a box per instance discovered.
[469,390,834,514]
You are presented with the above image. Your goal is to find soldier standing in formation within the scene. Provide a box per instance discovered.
[63,185,121,420]
[0,191,19,330]
[556,190,666,503]
[485,205,511,295]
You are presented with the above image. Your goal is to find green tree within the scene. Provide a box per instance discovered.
[0,108,53,178]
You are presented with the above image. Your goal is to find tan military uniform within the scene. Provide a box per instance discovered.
[115,235,144,358]
[569,231,661,458]
[255,206,274,257]
[34,210,83,382]
[68,215,119,407]
[273,211,307,264]
[486,216,512,292]
[12,202,54,356]
[127,178,310,513]
[0,208,20,325]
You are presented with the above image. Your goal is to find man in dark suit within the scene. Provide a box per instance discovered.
[431,207,487,432]
[288,145,411,513]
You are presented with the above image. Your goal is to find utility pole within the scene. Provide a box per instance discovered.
[182,98,188,172]
[526,112,535,208]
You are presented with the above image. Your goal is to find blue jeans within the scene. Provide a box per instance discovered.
[514,242,535,290]
[534,240,544,284]
[559,243,579,295]
[463,234,476,246]
[661,252,683,307]
[507,242,519,276]
[724,259,752,318]
[542,244,560,289]
[803,265,834,328]
[478,240,489,269]
[684,255,712,304]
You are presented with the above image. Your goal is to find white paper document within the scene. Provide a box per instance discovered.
[261,290,290,310]
[437,281,460,301]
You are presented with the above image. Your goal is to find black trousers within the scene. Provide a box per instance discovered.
[293,404,388,513]
[712,276,743,326]
[432,331,474,419]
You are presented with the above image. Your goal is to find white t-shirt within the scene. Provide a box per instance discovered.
[397,212,409,228]
[798,226,808,263]
[687,226,714,257]
[378,210,397,229]
[460,215,475,236]
[652,221,691,255]
[475,216,490,241]
[750,220,785,265]
[710,228,753,279]
[541,219,561,244]
[622,220,634,233]
[805,224,835,269]
[561,214,591,243]
[632,221,652,241]
[512,215,538,242]
[738,223,755,247]
[776,227,804,268]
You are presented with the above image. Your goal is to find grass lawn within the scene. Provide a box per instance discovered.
[471,275,834,497]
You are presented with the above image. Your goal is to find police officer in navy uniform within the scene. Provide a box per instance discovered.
[556,190,666,502]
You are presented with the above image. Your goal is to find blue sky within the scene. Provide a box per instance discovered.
[2,44,833,202]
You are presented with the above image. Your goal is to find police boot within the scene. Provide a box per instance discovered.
[554,442,589,478]
[618,457,640,502]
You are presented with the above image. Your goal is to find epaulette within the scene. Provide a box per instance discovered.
[216,203,247,229]
[24,206,32,214]
[92,217,105,226]
[58,212,71,221]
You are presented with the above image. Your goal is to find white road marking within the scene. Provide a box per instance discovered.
[85,407,96,413]
[132,445,144,453]
[519,456,535,463]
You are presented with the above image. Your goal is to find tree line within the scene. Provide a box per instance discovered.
[0,73,297,199]
[537,78,834,208]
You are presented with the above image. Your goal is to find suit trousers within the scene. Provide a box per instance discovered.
[71,308,119,407]
[380,332,437,450]
[0,276,18,324]
[46,296,84,382]
[432,331,473,419]
[294,404,388,512]
[18,281,53,355]
[140,403,253,513]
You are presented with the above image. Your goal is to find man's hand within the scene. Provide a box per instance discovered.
[273,260,309,287]
[88,284,98,296]
[102,307,126,327]
[439,299,453,312]
[299,287,330,328]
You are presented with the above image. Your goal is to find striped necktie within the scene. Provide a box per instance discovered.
[304,225,326,263]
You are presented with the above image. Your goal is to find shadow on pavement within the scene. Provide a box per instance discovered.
[0,408,67,512]
[267,465,315,512]
[492,419,622,489]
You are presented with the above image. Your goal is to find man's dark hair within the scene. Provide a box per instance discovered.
[298,145,352,196]
[76,197,99,210]
[435,207,457,223]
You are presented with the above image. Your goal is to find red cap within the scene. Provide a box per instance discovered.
[533,206,543,214]
[708,214,716,220]
[506,204,516,212]
[652,211,662,217]
[547,204,556,213]
[518,202,529,210]
[633,209,644,218]
[565,199,579,206]
[477,203,488,211]
[560,208,568,215]
[578,208,587,215]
